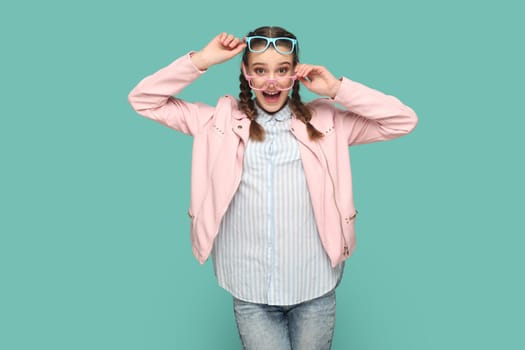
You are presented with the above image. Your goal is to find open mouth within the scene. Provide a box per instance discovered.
[262,91,281,103]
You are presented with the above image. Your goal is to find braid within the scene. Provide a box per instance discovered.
[289,82,324,141]
[238,71,265,141]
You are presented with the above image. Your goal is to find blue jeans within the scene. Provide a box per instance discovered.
[233,290,336,350]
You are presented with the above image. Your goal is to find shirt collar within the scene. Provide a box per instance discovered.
[255,102,292,124]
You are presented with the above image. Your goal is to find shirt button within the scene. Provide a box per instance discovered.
[237,125,242,129]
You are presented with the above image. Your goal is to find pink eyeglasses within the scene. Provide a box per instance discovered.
[242,64,297,91]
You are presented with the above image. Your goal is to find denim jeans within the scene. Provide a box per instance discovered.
[233,290,336,350]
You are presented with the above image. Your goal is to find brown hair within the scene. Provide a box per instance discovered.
[238,26,324,142]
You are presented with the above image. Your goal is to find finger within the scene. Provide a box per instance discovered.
[218,32,227,42]
[229,37,242,49]
[299,76,313,91]
[295,64,308,78]
[298,65,315,80]
[219,33,230,46]
[307,66,325,80]
[231,42,247,55]
[297,64,309,75]
[224,34,236,46]
[310,66,326,77]
[301,66,315,81]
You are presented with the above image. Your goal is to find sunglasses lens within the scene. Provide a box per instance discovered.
[247,37,296,54]
[274,38,294,54]
[248,37,270,52]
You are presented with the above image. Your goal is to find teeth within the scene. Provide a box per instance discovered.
[266,92,279,96]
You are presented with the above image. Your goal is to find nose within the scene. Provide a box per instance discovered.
[266,79,277,88]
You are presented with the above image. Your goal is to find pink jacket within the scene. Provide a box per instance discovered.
[128,52,418,267]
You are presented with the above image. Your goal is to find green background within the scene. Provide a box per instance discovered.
[1,0,523,349]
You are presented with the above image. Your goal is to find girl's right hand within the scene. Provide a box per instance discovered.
[190,32,246,70]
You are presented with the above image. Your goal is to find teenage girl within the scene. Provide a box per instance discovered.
[128,26,418,350]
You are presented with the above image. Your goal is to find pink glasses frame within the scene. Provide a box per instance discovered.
[241,63,297,91]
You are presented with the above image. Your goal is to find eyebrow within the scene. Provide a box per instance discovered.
[252,61,292,67]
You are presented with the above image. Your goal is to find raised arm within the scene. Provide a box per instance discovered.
[334,77,418,145]
[127,33,246,136]
[295,63,418,145]
[127,53,212,136]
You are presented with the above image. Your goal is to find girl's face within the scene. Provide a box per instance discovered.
[246,47,295,113]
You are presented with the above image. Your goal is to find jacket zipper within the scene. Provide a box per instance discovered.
[289,125,353,257]
[318,143,351,257]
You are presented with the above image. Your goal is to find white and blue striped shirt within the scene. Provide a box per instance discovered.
[212,103,343,306]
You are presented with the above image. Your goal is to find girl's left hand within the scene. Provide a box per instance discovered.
[295,64,341,98]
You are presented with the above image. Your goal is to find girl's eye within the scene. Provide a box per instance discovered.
[278,67,289,74]
[254,68,265,75]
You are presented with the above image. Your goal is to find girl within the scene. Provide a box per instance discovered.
[128,26,418,350]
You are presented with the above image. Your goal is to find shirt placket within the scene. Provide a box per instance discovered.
[265,119,277,304]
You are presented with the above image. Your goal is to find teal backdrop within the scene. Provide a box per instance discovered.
[1,0,523,349]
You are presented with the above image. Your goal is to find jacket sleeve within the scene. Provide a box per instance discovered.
[333,77,418,145]
[127,52,215,136]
